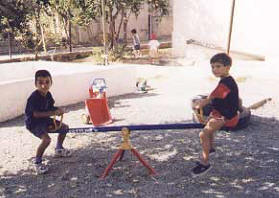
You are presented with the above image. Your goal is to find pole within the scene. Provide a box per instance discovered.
[227,0,236,54]
[101,0,108,65]
[69,20,72,52]
[68,7,72,53]
[8,32,12,59]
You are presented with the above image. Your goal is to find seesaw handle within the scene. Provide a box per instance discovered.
[49,115,63,132]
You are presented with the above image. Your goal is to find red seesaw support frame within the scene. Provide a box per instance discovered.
[100,127,157,179]
[50,116,204,179]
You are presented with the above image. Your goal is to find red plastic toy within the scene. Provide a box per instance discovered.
[82,78,112,126]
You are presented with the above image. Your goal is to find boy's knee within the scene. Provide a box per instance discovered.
[199,129,211,139]
[62,124,69,130]
[42,136,51,144]
[199,131,207,139]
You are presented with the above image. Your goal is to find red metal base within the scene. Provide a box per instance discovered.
[100,149,157,179]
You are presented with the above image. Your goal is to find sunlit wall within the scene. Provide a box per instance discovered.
[173,0,279,59]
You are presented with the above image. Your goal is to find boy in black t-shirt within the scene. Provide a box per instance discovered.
[131,29,141,58]
[192,53,239,177]
[25,70,71,174]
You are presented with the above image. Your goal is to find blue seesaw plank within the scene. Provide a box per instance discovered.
[58,123,204,133]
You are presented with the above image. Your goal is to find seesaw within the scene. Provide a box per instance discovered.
[48,97,270,179]
[48,114,239,179]
[49,115,204,179]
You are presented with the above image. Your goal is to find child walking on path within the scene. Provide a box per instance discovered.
[192,53,239,177]
[148,33,160,64]
[25,70,71,174]
[131,29,141,58]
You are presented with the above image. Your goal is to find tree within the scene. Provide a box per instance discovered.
[76,0,169,49]
[0,0,31,57]
[49,0,81,52]
[25,0,51,56]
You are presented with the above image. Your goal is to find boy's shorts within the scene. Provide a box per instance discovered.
[134,44,140,50]
[210,109,239,128]
[28,118,69,138]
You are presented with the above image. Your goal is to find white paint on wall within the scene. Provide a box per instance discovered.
[0,61,137,122]
[173,0,279,58]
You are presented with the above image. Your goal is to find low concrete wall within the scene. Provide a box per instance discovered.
[0,50,92,64]
[0,62,136,122]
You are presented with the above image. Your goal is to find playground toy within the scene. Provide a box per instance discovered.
[89,78,108,98]
[136,78,148,92]
[48,96,271,179]
[191,95,272,131]
[50,116,203,179]
[81,78,112,126]
[100,127,157,179]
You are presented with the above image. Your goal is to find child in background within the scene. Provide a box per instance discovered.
[131,29,141,58]
[25,70,71,174]
[148,33,160,64]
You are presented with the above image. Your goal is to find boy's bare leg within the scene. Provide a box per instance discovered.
[137,50,141,57]
[209,133,214,150]
[36,133,51,158]
[57,133,66,149]
[56,124,69,149]
[199,118,224,165]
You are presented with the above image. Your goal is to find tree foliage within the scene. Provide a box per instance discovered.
[0,0,169,56]
[0,0,29,35]
[76,0,169,49]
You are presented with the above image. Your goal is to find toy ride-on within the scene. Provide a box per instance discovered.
[81,78,112,126]
[191,94,251,131]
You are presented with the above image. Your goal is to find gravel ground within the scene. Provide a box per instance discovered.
[1,60,279,198]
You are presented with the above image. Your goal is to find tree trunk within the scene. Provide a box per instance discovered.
[116,8,125,42]
[109,9,115,49]
[40,23,47,53]
[123,11,128,44]
[123,10,131,44]
[34,15,40,60]
[8,32,12,59]
[69,20,72,52]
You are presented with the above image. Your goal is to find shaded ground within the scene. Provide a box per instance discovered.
[1,60,279,198]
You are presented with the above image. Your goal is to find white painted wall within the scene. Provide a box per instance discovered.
[173,0,279,58]
[0,61,137,122]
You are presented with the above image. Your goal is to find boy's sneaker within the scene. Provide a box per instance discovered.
[209,148,216,155]
[35,163,48,175]
[191,162,212,177]
[55,148,72,157]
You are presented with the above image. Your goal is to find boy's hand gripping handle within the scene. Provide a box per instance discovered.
[49,115,63,132]
[194,108,206,124]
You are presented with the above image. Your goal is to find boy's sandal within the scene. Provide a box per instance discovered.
[55,148,72,157]
[35,163,48,175]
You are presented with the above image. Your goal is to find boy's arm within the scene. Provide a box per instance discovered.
[195,82,230,110]
[33,108,64,118]
[196,97,211,109]
[210,83,230,99]
[196,83,230,109]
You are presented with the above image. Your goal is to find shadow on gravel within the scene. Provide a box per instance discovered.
[0,116,25,128]
[1,116,279,198]
[109,92,159,109]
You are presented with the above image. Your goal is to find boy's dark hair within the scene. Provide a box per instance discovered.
[210,53,232,66]
[35,70,52,84]
[131,29,137,34]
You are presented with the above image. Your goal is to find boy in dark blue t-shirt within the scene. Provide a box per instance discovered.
[25,70,71,174]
